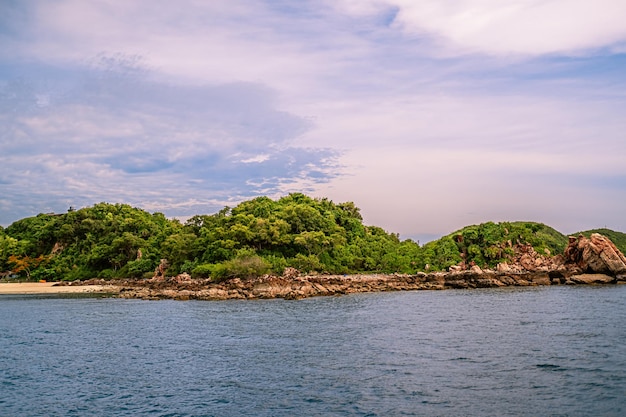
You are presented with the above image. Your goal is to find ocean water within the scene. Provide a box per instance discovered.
[0,286,625,416]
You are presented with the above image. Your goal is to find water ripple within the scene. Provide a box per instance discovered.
[0,286,625,416]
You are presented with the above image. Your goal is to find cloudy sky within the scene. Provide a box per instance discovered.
[1,0,625,241]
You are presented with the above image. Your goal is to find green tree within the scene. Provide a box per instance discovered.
[160,233,200,274]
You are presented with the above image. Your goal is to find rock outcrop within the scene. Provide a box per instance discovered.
[564,233,626,276]
[152,259,169,281]
[492,243,569,274]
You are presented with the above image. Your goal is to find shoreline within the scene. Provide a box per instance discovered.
[0,282,119,295]
[1,271,624,299]
[97,271,626,300]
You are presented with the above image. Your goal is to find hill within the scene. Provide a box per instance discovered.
[0,195,420,281]
[1,195,623,281]
[419,221,568,271]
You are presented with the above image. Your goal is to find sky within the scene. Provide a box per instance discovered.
[1,0,626,242]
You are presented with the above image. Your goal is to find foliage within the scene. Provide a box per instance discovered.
[191,263,214,279]
[123,259,156,278]
[2,194,622,281]
[213,254,271,281]
[288,253,325,273]
[7,254,50,280]
[193,250,271,282]
[3,203,176,280]
[420,221,568,269]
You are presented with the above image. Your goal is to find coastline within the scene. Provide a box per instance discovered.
[2,271,624,300]
[109,271,625,301]
[0,282,119,295]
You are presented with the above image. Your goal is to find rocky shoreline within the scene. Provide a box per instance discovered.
[69,270,622,301]
[59,233,626,301]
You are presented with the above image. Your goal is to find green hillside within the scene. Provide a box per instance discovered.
[0,194,421,281]
[419,221,568,271]
[1,194,623,281]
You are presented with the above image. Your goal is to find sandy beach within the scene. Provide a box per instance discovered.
[0,282,118,295]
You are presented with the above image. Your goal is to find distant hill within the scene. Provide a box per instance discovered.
[419,221,568,271]
[573,229,626,254]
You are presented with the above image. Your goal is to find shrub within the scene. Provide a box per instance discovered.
[179,259,198,274]
[221,255,270,279]
[63,267,96,281]
[191,263,214,278]
[288,253,324,273]
[262,254,288,274]
[30,267,58,282]
[125,259,155,278]
[197,255,271,281]
[97,269,115,279]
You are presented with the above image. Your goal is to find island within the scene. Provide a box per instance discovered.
[2,194,625,300]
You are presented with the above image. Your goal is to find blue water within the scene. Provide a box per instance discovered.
[1,286,625,416]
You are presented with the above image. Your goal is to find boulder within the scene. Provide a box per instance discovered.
[500,242,562,273]
[152,259,169,281]
[469,265,483,274]
[173,272,192,284]
[282,267,300,279]
[569,274,615,285]
[565,234,626,275]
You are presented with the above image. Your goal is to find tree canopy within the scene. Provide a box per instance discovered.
[419,221,568,271]
[0,195,621,281]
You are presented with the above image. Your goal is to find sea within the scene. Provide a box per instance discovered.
[1,285,624,416]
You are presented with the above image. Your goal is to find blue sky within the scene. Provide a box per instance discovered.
[1,0,626,241]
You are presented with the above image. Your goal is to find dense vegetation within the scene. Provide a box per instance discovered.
[420,222,568,271]
[0,194,622,281]
[0,194,420,281]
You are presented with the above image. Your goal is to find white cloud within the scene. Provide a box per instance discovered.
[240,154,271,164]
[337,0,626,56]
[0,65,340,225]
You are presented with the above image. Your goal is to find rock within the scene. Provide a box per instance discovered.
[51,242,65,255]
[565,234,626,276]
[251,277,293,298]
[205,288,229,299]
[105,239,626,302]
[475,276,506,288]
[173,290,192,300]
[152,259,169,281]
[282,267,300,279]
[519,253,536,271]
[528,273,551,286]
[469,265,483,274]
[569,274,615,285]
[173,272,192,284]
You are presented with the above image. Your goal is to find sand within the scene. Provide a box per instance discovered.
[0,282,117,295]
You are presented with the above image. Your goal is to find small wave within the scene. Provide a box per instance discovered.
[536,364,566,371]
